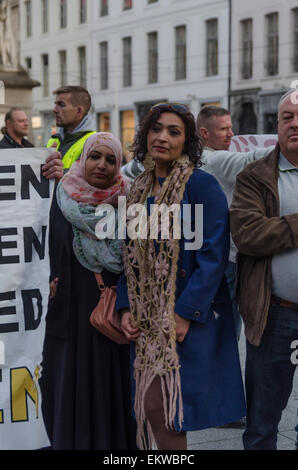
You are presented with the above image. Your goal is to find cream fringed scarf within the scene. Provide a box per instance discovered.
[123,155,195,450]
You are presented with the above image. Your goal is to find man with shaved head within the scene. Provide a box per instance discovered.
[196,105,234,150]
[47,85,95,170]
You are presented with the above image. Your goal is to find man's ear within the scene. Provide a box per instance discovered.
[199,127,208,143]
[77,105,84,118]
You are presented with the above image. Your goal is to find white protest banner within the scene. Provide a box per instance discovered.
[0,148,54,450]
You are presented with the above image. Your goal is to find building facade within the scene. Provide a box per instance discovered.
[0,0,39,140]
[19,0,230,154]
[230,0,298,134]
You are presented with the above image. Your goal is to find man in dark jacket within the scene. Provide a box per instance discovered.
[0,107,63,181]
[0,108,34,148]
[230,89,298,450]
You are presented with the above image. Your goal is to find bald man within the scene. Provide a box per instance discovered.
[0,108,34,149]
[0,107,63,181]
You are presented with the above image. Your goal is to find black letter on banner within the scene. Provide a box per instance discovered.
[21,165,50,200]
[0,291,18,333]
[0,228,19,264]
[22,289,42,331]
[0,166,16,201]
[23,226,47,262]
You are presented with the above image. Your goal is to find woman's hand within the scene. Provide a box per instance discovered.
[175,313,190,343]
[121,311,140,342]
[49,277,59,299]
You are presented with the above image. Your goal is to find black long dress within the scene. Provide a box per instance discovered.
[39,195,136,450]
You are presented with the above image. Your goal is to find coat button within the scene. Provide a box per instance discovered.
[194,311,201,317]
[180,269,186,278]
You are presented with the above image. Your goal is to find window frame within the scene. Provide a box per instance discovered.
[175,25,187,81]
[123,36,132,87]
[99,41,109,90]
[266,12,279,76]
[78,46,87,88]
[206,18,218,77]
[79,0,87,24]
[148,31,158,84]
[60,0,67,29]
[100,0,108,17]
[123,0,132,11]
[241,18,253,79]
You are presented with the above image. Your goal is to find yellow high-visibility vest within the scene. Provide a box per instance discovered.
[47,131,96,169]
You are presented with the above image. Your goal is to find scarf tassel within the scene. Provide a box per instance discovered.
[134,368,183,450]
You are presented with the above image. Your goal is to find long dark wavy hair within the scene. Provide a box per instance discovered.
[131,104,203,167]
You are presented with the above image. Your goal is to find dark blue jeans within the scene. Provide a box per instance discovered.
[243,304,298,450]
[225,261,242,341]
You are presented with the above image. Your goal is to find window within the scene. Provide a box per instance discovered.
[25,1,32,37]
[97,112,111,132]
[60,0,67,29]
[59,50,67,86]
[148,0,158,3]
[264,113,278,134]
[293,8,298,72]
[175,25,186,80]
[148,32,158,84]
[79,0,87,24]
[42,54,49,97]
[25,57,32,76]
[100,0,108,16]
[78,46,86,88]
[121,110,135,162]
[123,37,132,87]
[123,0,132,11]
[206,18,218,76]
[238,102,257,134]
[42,0,49,33]
[266,12,278,76]
[100,41,108,90]
[241,19,253,79]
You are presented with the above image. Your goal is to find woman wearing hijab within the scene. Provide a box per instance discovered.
[40,133,136,450]
[116,103,246,450]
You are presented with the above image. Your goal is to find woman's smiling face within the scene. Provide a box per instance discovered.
[147,112,186,166]
[84,145,118,189]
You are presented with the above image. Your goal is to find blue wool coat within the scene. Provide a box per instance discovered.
[116,168,246,431]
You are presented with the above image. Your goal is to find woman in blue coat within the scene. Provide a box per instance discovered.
[116,103,246,450]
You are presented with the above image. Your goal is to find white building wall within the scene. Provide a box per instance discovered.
[19,0,230,146]
[91,0,229,127]
[231,0,298,133]
[232,0,298,91]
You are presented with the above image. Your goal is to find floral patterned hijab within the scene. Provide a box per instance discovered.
[56,132,130,273]
[61,132,129,206]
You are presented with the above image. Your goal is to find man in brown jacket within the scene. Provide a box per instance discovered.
[230,90,298,450]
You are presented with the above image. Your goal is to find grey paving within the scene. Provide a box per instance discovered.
[187,330,298,451]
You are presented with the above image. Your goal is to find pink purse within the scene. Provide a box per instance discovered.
[90,273,129,345]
